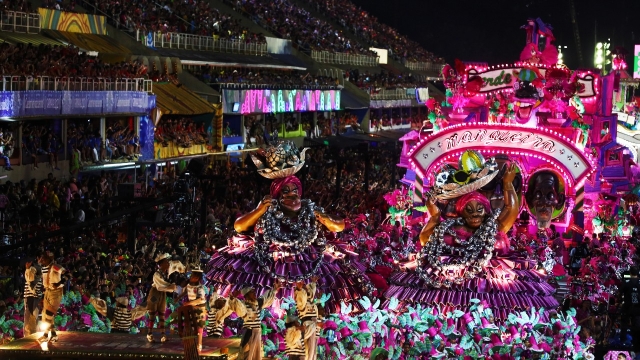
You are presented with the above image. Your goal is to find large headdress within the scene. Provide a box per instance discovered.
[429,150,499,200]
[251,141,309,179]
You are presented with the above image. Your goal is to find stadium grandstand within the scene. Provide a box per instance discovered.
[0,0,445,181]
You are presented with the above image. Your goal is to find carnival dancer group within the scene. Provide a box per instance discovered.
[25,250,325,359]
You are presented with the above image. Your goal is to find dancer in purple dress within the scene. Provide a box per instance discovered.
[206,142,372,312]
[387,155,558,321]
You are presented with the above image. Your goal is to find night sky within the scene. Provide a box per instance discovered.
[349,0,639,69]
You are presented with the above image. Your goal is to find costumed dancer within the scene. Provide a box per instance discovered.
[38,252,68,344]
[182,268,207,352]
[294,277,319,360]
[284,315,306,360]
[146,253,178,343]
[232,283,281,360]
[23,257,42,337]
[112,285,134,333]
[206,291,243,338]
[386,152,558,320]
[207,141,371,314]
[206,292,225,338]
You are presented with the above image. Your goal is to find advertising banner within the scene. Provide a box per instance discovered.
[0,92,17,118]
[0,91,154,118]
[113,91,132,114]
[87,92,104,114]
[222,89,341,114]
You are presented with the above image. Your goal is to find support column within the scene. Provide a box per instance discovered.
[100,117,106,139]
[312,111,318,138]
[134,116,141,136]
[334,148,342,200]
[572,185,585,244]
[15,123,22,169]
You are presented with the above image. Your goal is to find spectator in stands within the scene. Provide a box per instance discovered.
[0,132,13,171]
[46,133,61,171]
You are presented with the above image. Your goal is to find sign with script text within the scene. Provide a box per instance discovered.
[409,123,593,185]
[467,66,598,98]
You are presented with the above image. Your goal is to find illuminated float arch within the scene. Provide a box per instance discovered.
[408,123,596,191]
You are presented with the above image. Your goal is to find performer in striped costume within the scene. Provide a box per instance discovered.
[284,315,306,360]
[182,269,206,352]
[232,284,280,360]
[23,258,42,337]
[111,285,134,333]
[206,292,237,338]
[146,253,178,343]
[37,252,67,344]
[294,277,319,360]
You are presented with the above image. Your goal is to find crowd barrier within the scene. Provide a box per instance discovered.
[402,60,444,73]
[138,30,268,56]
[311,50,379,67]
[0,10,40,33]
[1,76,153,92]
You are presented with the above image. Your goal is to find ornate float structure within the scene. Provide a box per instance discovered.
[400,18,629,239]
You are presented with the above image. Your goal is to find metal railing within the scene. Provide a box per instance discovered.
[137,30,267,56]
[2,76,153,92]
[311,50,379,67]
[369,88,414,100]
[403,60,444,73]
[0,10,40,33]
[317,69,345,87]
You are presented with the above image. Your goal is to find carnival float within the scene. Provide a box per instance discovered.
[197,18,640,359]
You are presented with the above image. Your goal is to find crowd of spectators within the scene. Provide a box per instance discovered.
[306,0,445,64]
[189,66,339,89]
[226,0,376,56]
[369,111,425,130]
[21,122,63,171]
[155,118,207,149]
[345,69,429,91]
[85,0,265,43]
[0,43,147,80]
[67,119,141,174]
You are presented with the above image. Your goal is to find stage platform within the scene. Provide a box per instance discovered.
[0,332,240,360]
